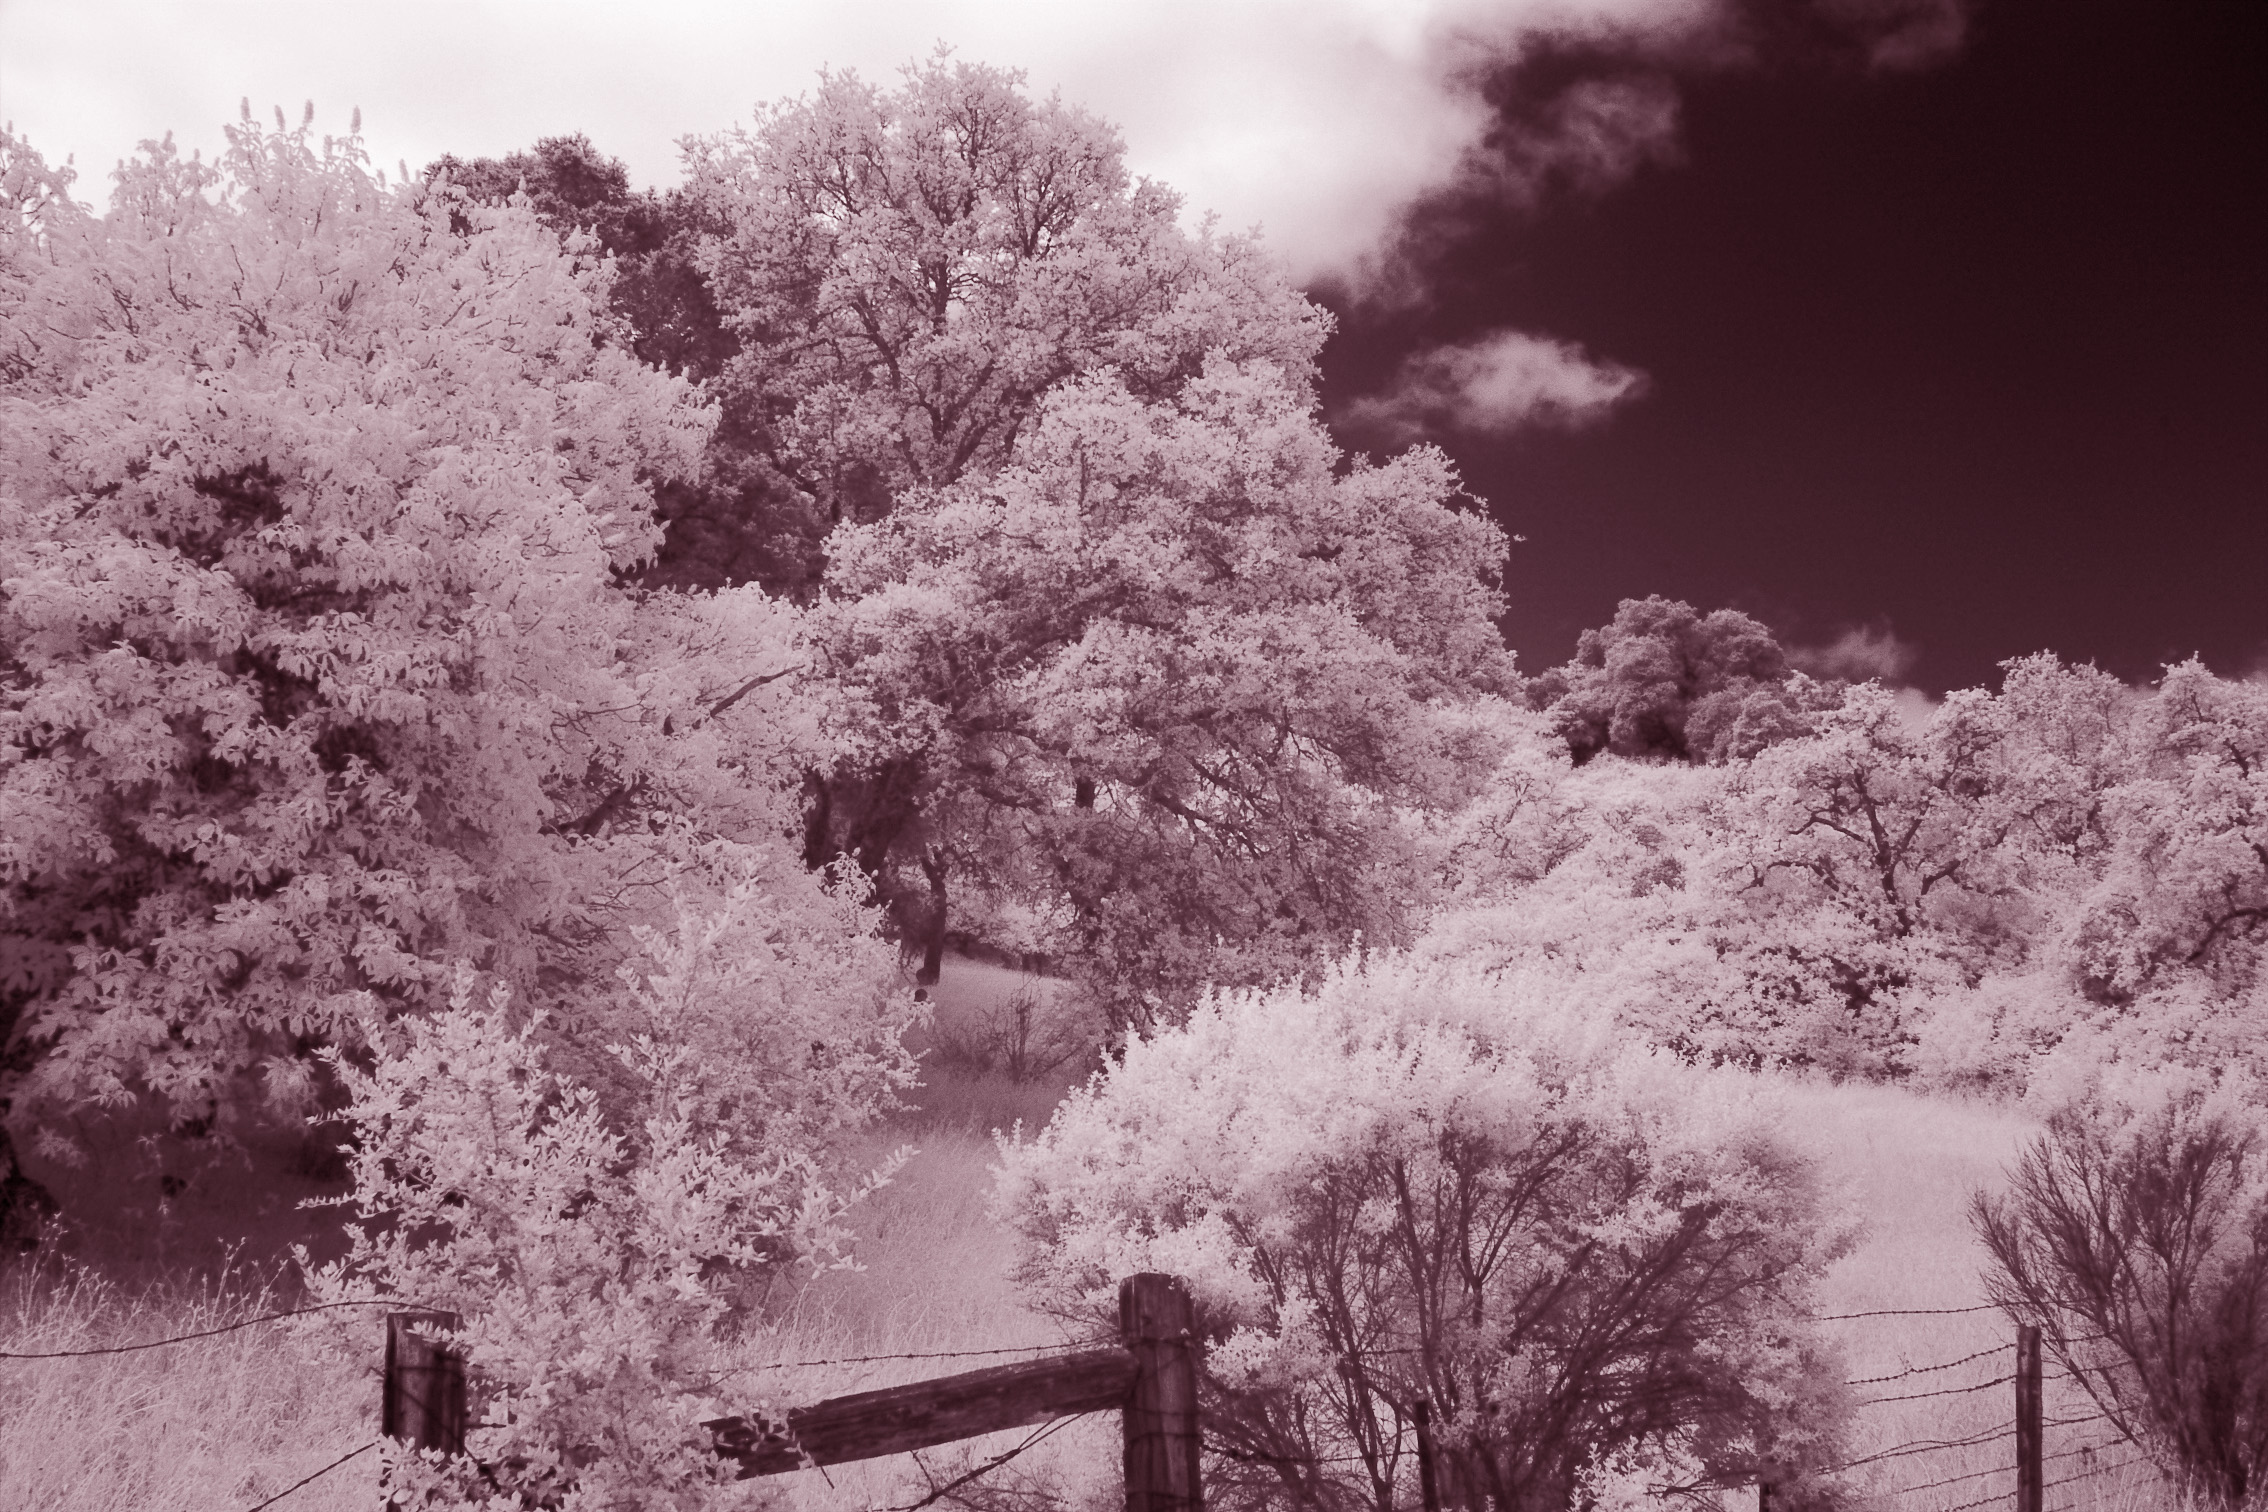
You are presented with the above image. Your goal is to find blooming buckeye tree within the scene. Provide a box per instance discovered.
[994,955,1858,1511]
[815,359,1515,1015]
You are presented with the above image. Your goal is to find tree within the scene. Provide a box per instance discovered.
[426,132,734,384]
[811,359,1515,1011]
[995,955,1858,1512]
[1973,1068,2268,1509]
[681,52,1329,595]
[422,134,792,594]
[2063,659,2268,1004]
[1527,596,1832,765]
[0,113,909,1165]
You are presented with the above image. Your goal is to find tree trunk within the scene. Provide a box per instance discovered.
[917,846,949,986]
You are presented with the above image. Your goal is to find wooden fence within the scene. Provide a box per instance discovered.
[384,1272,1202,1511]
[386,1305,2079,1512]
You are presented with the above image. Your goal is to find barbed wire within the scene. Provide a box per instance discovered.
[2044,1454,2155,1511]
[1845,1342,2006,1387]
[0,1298,423,1359]
[1884,1457,2010,1497]
[709,1340,1081,1384]
[891,1414,1080,1512]
[240,1439,378,1512]
[1855,1372,2014,1407]
[2040,1438,2132,1470]
[1825,1417,2015,1475]
[1812,1303,2001,1321]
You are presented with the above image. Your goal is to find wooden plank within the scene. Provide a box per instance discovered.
[704,1348,1138,1477]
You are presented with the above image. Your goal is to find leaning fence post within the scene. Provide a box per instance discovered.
[1121,1273,1202,1512]
[2016,1324,2042,1512]
[384,1310,467,1458]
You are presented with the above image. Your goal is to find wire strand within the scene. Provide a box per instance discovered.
[1825,1418,2016,1475]
[1845,1342,2007,1387]
[1856,1373,2014,1407]
[241,1440,379,1512]
[1813,1303,2001,1321]
[1884,1458,2011,1497]
[0,1299,422,1359]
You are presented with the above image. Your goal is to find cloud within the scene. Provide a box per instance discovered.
[2,0,1969,284]
[1342,330,1648,442]
[1789,622,1921,683]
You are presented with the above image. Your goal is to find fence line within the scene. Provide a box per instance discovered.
[1,1275,2174,1512]
[1844,1340,2009,1387]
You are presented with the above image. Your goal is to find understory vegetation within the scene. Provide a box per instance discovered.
[0,53,2260,1512]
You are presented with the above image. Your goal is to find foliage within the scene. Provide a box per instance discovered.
[0,114,907,1169]
[426,132,734,384]
[994,954,1858,1512]
[814,359,1515,1019]
[422,133,787,597]
[684,51,1329,549]
[1526,596,1836,765]
[1434,647,2268,1088]
[301,897,913,1510]
[1973,1066,2268,1510]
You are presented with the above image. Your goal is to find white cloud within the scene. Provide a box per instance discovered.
[1790,623,1922,684]
[0,0,1961,283]
[1342,330,1648,442]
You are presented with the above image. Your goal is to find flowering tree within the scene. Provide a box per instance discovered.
[994,956,1857,1512]
[0,113,909,1158]
[814,359,1515,1012]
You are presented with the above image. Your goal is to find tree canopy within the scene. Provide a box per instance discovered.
[680,52,1329,593]
[0,112,905,1151]
[813,357,1515,1011]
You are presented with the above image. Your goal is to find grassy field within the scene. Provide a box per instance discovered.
[0,961,2193,1510]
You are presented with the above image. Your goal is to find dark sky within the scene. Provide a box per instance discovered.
[1316,0,2267,692]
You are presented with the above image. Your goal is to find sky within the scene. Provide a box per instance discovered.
[2,0,2260,691]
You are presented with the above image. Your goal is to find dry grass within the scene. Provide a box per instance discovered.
[0,1259,379,1511]
[1786,1078,2183,1511]
[0,968,2204,1508]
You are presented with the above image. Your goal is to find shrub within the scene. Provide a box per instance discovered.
[297,881,916,1510]
[994,955,1859,1512]
[1973,1069,2268,1509]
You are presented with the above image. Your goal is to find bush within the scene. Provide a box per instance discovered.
[1973,1069,2268,1509]
[994,955,1859,1512]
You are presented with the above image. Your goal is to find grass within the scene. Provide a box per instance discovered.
[0,963,2203,1509]
[0,1258,377,1511]
[1785,1079,2182,1512]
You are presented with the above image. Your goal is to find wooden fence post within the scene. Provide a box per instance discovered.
[2016,1324,2042,1512]
[1412,1398,1442,1512]
[1121,1273,1202,1512]
[384,1311,467,1456]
